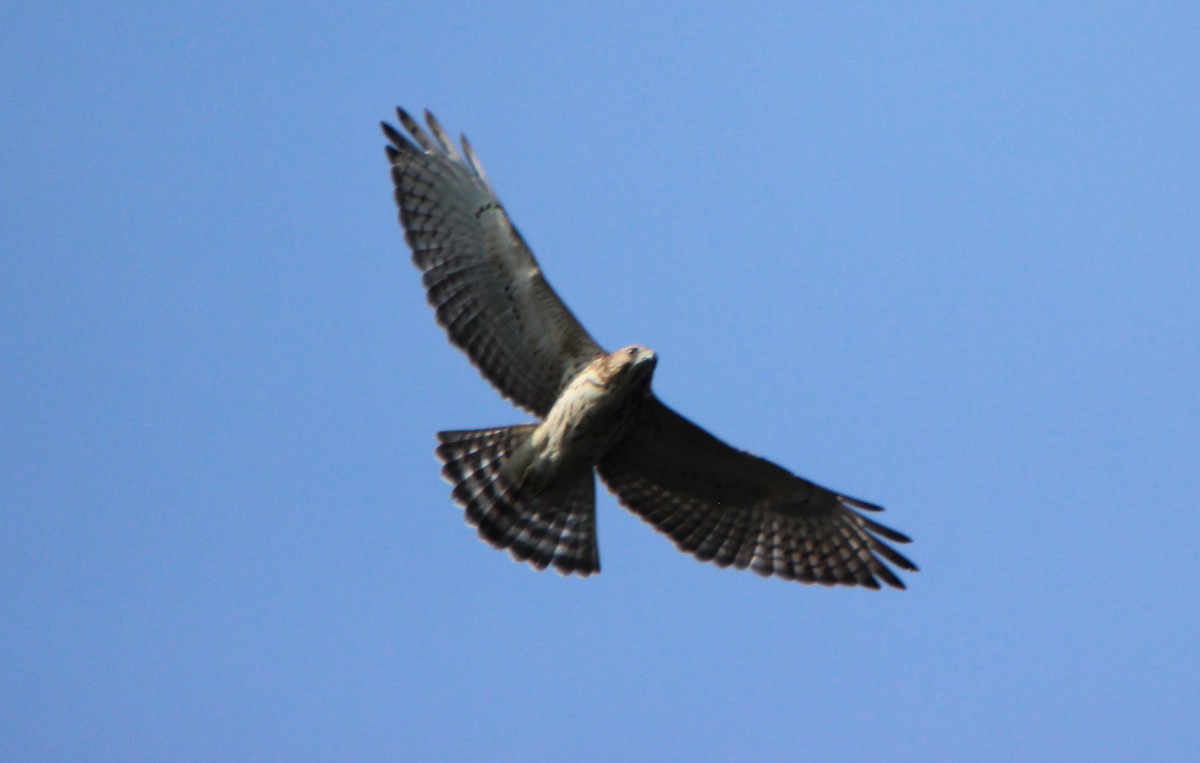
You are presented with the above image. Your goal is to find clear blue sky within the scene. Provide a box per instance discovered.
[3,3,1198,761]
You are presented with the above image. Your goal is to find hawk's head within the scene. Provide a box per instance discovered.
[608,345,657,389]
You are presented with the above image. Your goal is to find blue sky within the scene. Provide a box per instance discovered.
[3,3,1198,760]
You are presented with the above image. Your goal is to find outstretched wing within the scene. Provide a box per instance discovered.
[598,397,917,589]
[383,108,605,417]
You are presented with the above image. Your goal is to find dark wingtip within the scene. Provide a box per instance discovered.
[859,514,913,545]
[840,494,885,512]
[381,119,404,143]
[393,107,440,153]
[381,120,416,161]
[874,538,919,573]
[881,571,908,590]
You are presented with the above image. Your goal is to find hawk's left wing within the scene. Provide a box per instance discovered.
[597,397,917,589]
[383,109,605,418]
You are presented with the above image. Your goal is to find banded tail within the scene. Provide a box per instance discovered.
[435,426,600,576]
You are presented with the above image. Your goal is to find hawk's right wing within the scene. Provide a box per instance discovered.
[384,109,605,418]
[598,396,917,589]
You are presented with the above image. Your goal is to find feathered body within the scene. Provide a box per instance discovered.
[525,345,657,491]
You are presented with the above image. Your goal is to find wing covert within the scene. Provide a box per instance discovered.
[597,397,917,589]
[384,109,605,417]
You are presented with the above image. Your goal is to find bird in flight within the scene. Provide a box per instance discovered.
[383,108,917,589]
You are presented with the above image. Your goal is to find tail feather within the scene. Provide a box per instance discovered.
[435,426,600,576]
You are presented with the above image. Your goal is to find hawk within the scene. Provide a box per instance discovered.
[383,108,917,589]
